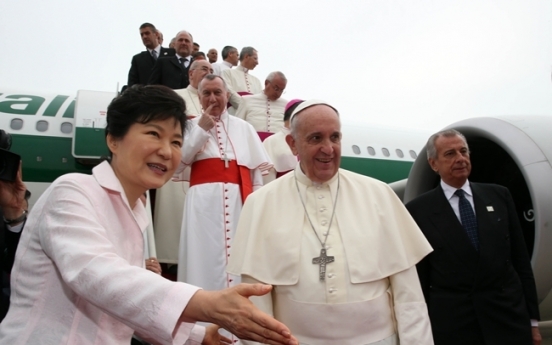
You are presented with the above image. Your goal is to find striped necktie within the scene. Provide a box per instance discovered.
[455,189,479,250]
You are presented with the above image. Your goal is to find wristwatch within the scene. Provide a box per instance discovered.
[3,209,28,225]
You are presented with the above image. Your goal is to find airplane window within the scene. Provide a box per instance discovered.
[382,148,390,157]
[60,122,73,134]
[367,146,376,156]
[10,118,23,130]
[409,150,417,159]
[36,120,49,132]
[352,145,360,155]
[396,149,404,158]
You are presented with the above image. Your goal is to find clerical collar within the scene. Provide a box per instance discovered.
[237,65,249,73]
[213,110,229,122]
[441,179,472,201]
[222,61,233,68]
[294,164,339,191]
[187,85,198,94]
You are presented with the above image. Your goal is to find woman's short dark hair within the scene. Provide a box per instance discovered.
[105,85,187,142]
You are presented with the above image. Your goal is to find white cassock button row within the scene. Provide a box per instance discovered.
[318,195,324,199]
[319,207,326,212]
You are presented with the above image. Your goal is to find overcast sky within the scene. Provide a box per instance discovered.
[1,0,551,131]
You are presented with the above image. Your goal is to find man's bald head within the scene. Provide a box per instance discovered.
[207,48,218,63]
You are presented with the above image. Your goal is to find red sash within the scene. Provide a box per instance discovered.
[190,158,252,203]
[257,131,275,142]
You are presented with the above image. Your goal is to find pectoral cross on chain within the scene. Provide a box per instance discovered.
[221,153,230,168]
[312,248,334,281]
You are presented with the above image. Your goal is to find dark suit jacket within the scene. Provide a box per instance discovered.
[406,183,539,345]
[147,55,192,90]
[127,47,174,87]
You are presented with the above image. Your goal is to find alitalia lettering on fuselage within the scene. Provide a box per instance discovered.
[0,92,75,118]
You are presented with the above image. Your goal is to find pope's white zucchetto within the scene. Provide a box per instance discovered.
[289,99,340,123]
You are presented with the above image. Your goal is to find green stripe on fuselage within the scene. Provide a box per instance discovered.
[74,127,110,157]
[11,134,93,182]
[12,134,413,184]
[340,156,413,183]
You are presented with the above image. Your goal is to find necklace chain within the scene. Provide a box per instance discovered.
[294,170,340,248]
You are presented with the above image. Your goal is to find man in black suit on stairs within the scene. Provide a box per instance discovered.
[127,23,174,88]
[406,129,541,345]
[148,30,194,90]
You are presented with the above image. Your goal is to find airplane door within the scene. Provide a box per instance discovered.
[72,90,115,159]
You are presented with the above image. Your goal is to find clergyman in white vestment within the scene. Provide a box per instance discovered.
[228,100,434,345]
[221,46,262,114]
[212,45,239,76]
[174,74,271,290]
[235,71,288,139]
[154,60,213,264]
[175,75,272,344]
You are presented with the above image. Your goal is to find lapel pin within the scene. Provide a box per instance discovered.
[487,206,494,212]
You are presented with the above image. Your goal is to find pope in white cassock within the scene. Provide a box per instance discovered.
[174,74,272,292]
[221,47,262,114]
[227,100,435,345]
[154,60,214,265]
[235,71,288,142]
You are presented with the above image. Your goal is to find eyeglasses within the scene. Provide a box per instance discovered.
[269,82,286,94]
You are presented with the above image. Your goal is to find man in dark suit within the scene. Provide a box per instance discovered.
[406,129,541,345]
[127,23,174,88]
[148,30,194,90]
